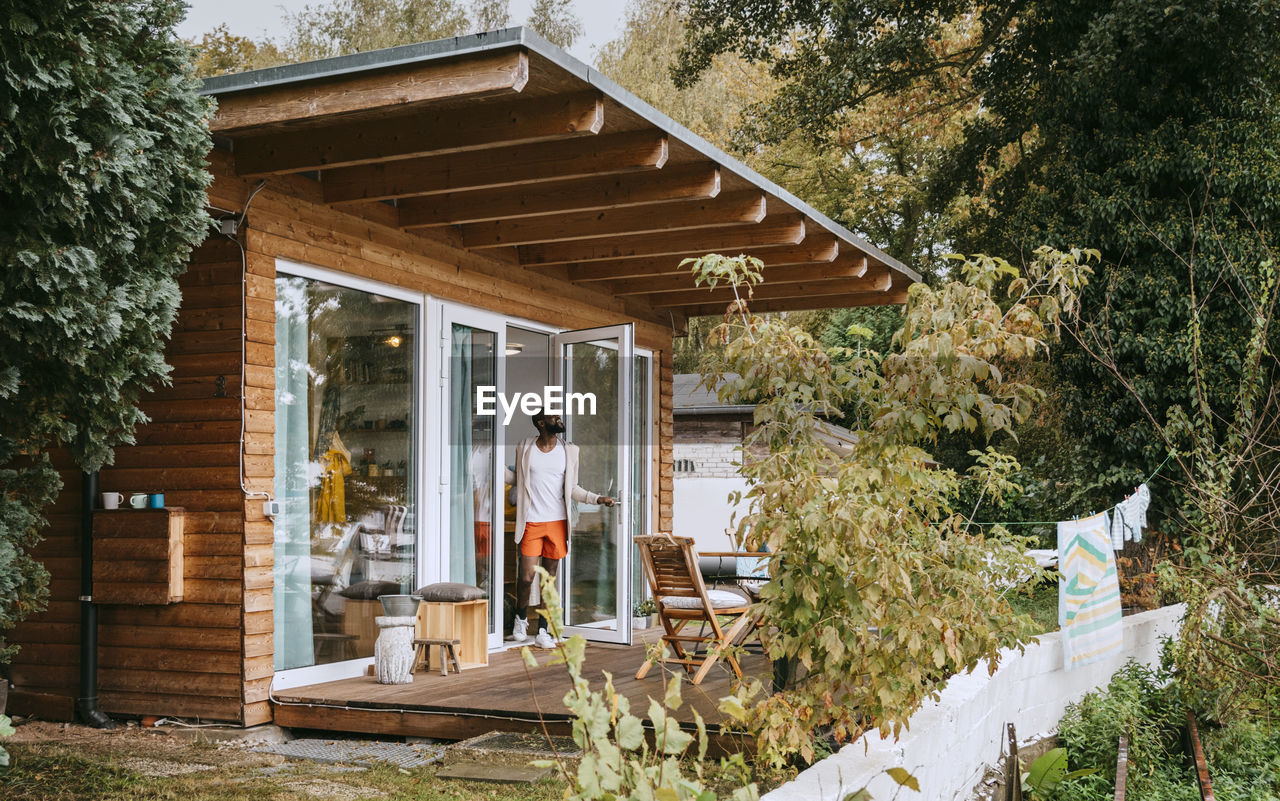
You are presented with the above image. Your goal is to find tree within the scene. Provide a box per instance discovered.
[691,247,1096,763]
[675,0,1280,519]
[0,0,212,660]
[596,0,773,152]
[470,0,510,31]
[283,0,471,61]
[189,23,287,78]
[1072,224,1280,720]
[527,0,583,49]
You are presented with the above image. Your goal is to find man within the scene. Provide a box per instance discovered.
[506,410,615,648]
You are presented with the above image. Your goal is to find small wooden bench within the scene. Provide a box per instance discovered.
[413,637,462,676]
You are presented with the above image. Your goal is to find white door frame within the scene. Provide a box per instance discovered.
[270,259,427,690]
[553,323,635,645]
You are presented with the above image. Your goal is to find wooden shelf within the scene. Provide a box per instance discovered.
[92,507,185,605]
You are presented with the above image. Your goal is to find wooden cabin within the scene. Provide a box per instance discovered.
[6,28,916,731]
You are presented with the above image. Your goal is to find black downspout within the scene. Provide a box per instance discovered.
[77,470,116,729]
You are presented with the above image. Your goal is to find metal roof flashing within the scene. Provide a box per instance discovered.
[197,27,918,283]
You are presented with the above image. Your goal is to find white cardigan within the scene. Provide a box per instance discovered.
[504,437,601,544]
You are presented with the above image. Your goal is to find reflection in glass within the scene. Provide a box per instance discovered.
[273,277,416,671]
[564,340,621,629]
[631,354,651,607]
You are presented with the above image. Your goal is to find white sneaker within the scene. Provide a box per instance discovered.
[532,630,559,649]
[511,616,529,642]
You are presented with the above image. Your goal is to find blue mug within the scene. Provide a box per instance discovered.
[148,493,165,509]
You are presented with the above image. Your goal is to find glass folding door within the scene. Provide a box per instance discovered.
[272,270,418,677]
[554,324,635,645]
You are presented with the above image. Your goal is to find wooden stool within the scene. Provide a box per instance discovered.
[413,637,461,676]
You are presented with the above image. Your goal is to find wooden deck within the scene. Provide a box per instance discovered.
[272,632,767,751]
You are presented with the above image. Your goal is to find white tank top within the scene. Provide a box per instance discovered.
[525,441,567,522]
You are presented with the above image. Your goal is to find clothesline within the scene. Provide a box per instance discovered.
[968,451,1175,528]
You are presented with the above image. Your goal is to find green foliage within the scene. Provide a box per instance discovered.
[283,0,472,62]
[1021,748,1097,799]
[1198,718,1280,798]
[0,0,212,660]
[595,0,775,154]
[693,248,1093,765]
[526,0,583,49]
[1050,660,1238,801]
[470,0,511,31]
[0,713,14,772]
[525,568,758,801]
[676,0,1280,522]
[188,24,287,78]
[1119,256,1280,720]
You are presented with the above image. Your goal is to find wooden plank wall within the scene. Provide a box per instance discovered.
[7,237,252,722]
[6,464,83,721]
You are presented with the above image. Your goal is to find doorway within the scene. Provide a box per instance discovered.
[438,303,649,647]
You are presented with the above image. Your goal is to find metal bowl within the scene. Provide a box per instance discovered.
[378,594,421,617]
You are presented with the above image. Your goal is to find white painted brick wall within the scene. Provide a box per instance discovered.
[673,441,743,478]
[764,604,1186,801]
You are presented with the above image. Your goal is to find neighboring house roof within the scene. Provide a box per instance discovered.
[675,374,862,458]
[198,27,917,318]
[673,374,755,415]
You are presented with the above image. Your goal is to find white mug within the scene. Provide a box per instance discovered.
[101,492,124,510]
[129,493,149,509]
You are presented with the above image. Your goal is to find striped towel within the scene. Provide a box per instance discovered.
[1058,513,1123,671]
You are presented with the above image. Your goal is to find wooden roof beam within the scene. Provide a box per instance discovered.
[233,92,605,176]
[563,237,840,283]
[609,255,868,296]
[210,50,529,133]
[398,165,720,228]
[679,287,910,316]
[518,215,807,266]
[461,191,766,249]
[322,130,668,204]
[645,266,893,308]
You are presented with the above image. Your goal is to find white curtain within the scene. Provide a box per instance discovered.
[449,325,477,585]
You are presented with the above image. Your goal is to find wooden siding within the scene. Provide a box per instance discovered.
[7,238,250,722]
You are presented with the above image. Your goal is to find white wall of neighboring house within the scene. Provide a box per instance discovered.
[673,476,749,551]
[672,415,751,551]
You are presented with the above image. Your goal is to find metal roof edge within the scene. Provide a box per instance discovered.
[197,27,531,95]
[674,406,757,415]
[197,26,919,283]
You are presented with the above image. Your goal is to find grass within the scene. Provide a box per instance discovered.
[1008,576,1059,635]
[2,736,566,801]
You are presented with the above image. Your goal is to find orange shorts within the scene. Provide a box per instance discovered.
[520,520,568,559]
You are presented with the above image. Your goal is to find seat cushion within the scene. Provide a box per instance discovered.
[338,580,403,600]
[660,589,747,610]
[414,582,488,602]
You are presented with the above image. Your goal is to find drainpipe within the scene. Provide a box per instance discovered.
[77,470,116,729]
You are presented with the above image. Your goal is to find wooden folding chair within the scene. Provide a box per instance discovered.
[634,534,755,685]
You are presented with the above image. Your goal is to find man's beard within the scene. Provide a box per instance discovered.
[546,420,566,434]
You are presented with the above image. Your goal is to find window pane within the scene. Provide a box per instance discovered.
[273,276,417,671]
